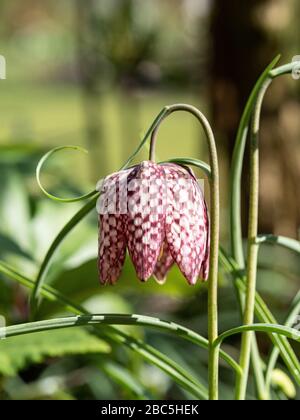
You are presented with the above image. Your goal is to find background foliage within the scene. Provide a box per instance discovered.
[0,0,299,400]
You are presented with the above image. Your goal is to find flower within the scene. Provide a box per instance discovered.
[97,161,210,285]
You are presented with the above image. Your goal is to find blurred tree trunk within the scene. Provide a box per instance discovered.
[75,0,107,179]
[210,0,300,238]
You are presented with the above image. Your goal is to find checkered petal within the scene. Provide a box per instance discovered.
[125,161,165,281]
[97,161,210,286]
[97,170,129,285]
[98,213,126,285]
[163,164,209,285]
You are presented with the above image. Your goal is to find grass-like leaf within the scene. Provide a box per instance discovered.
[0,261,212,399]
[230,55,281,267]
[214,323,300,348]
[219,248,300,386]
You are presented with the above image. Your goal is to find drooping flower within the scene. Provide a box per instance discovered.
[97,161,210,285]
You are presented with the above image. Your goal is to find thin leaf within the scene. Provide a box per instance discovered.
[36,145,96,203]
[230,55,281,267]
[256,235,300,254]
[215,323,300,348]
[161,157,211,179]
[0,261,211,399]
[0,260,241,376]
[219,248,300,386]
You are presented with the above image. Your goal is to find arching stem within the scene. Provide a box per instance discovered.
[149,104,220,400]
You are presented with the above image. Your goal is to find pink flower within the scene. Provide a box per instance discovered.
[97,161,210,285]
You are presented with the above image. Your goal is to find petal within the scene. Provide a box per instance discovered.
[153,241,174,284]
[97,170,131,285]
[96,168,132,216]
[163,164,209,285]
[98,213,126,285]
[199,200,210,281]
[126,161,165,281]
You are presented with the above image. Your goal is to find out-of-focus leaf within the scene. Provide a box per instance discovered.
[0,327,110,376]
[3,374,76,400]
[0,144,45,164]
[0,171,32,252]
[101,361,150,399]
[0,233,33,260]
[31,200,89,262]
[271,369,297,399]
[38,255,204,318]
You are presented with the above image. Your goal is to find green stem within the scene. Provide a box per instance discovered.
[256,235,300,254]
[219,247,300,386]
[36,145,97,203]
[1,319,298,384]
[235,78,272,400]
[229,57,300,266]
[161,157,212,179]
[214,324,300,348]
[31,105,220,397]
[229,58,300,398]
[230,55,281,267]
[228,57,281,399]
[230,250,267,399]
[0,262,207,399]
[230,57,300,268]
[148,104,220,400]
[1,314,211,344]
[250,338,268,400]
[0,315,208,399]
[31,107,170,311]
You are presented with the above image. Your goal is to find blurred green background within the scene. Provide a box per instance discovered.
[0,0,299,400]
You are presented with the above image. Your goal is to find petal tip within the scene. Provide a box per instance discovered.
[187,275,198,286]
[153,274,167,285]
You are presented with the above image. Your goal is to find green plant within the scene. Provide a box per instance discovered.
[0,57,299,400]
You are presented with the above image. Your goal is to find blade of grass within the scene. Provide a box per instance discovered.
[235,77,272,400]
[36,145,96,203]
[0,313,210,399]
[229,59,300,396]
[1,316,282,349]
[230,55,281,267]
[229,56,281,399]
[1,259,240,375]
[161,158,212,179]
[256,235,300,254]
[0,261,208,399]
[214,324,300,348]
[219,248,300,386]
[229,57,299,268]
